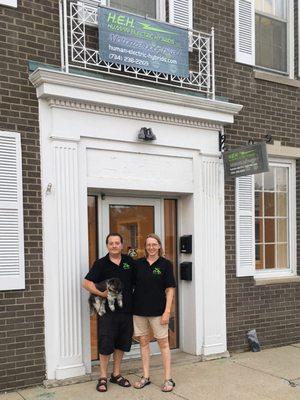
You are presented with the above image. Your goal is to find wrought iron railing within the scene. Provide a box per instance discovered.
[60,0,215,98]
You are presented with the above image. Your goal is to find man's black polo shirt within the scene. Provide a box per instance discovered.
[85,254,135,313]
[133,257,176,317]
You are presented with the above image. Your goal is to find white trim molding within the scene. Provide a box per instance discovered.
[29,68,242,125]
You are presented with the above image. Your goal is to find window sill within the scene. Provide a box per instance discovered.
[254,70,300,88]
[254,276,300,286]
[0,0,17,7]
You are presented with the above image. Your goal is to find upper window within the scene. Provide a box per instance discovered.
[235,0,294,76]
[255,0,287,73]
[109,0,157,18]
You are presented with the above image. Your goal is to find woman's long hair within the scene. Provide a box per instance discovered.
[144,233,164,258]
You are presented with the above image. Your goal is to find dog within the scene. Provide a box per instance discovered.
[88,278,123,316]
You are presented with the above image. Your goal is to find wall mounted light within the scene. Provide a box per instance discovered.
[138,127,156,141]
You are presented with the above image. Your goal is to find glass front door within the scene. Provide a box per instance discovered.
[88,196,178,360]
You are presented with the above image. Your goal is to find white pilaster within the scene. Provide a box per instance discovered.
[200,156,227,355]
[53,140,85,379]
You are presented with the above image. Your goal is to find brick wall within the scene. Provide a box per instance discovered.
[194,0,300,351]
[0,0,60,391]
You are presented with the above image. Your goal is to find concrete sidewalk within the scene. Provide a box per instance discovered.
[1,344,300,400]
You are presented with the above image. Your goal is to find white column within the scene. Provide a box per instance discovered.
[199,155,227,355]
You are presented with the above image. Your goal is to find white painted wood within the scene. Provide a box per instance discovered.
[286,0,294,78]
[87,148,194,194]
[299,0,300,77]
[236,175,255,277]
[0,0,17,7]
[29,69,243,126]
[169,0,193,29]
[48,140,85,380]
[235,0,255,65]
[0,131,24,291]
[199,156,226,355]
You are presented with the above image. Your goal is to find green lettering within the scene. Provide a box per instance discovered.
[107,12,116,23]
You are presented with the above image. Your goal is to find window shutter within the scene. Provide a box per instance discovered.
[0,132,25,290]
[236,175,255,277]
[169,0,193,30]
[235,0,255,65]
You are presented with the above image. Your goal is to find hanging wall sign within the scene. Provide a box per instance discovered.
[98,7,189,78]
[223,142,269,180]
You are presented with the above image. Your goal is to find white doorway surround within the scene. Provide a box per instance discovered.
[30,68,242,381]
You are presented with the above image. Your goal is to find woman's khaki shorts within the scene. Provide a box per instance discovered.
[133,315,168,339]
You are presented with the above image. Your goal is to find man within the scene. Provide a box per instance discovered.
[83,233,135,393]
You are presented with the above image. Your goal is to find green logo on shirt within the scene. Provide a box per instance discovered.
[153,267,162,275]
[123,262,131,270]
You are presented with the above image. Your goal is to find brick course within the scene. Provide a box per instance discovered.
[0,0,60,392]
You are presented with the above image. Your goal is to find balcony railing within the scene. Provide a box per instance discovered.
[60,0,215,98]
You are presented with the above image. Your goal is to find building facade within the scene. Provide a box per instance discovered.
[0,0,299,392]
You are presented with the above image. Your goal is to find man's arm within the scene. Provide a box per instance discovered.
[82,279,108,298]
[161,287,174,325]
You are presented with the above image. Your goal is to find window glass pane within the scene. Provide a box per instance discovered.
[276,167,287,191]
[255,173,263,190]
[110,0,156,18]
[255,15,287,72]
[263,0,273,15]
[255,244,264,269]
[255,192,263,217]
[265,218,275,242]
[255,218,263,243]
[264,169,275,190]
[264,192,274,216]
[277,219,287,242]
[276,193,287,216]
[265,244,275,268]
[255,0,263,12]
[274,0,286,19]
[277,243,287,268]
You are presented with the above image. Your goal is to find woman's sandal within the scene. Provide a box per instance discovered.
[133,376,151,389]
[96,377,108,392]
[161,378,176,392]
[109,373,131,387]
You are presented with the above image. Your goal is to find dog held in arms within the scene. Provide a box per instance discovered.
[89,278,123,316]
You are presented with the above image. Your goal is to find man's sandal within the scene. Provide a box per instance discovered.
[96,377,107,392]
[110,373,131,387]
[133,376,151,389]
[161,378,176,392]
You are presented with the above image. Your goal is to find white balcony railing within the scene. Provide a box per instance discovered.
[60,0,215,98]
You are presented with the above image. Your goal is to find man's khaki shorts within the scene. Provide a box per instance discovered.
[133,315,168,339]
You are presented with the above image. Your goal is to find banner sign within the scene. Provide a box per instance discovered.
[223,142,269,180]
[98,7,189,78]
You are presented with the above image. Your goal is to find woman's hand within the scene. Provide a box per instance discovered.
[161,311,170,325]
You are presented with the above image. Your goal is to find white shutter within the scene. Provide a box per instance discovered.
[235,0,255,65]
[236,175,255,277]
[0,132,25,290]
[169,0,193,30]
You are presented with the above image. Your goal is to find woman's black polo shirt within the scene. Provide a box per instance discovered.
[133,257,176,317]
[85,254,135,313]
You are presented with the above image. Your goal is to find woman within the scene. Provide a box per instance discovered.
[133,233,176,392]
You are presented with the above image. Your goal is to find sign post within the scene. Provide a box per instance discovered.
[223,142,269,180]
[98,7,189,78]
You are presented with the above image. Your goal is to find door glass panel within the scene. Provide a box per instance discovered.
[109,205,154,259]
[88,196,99,360]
